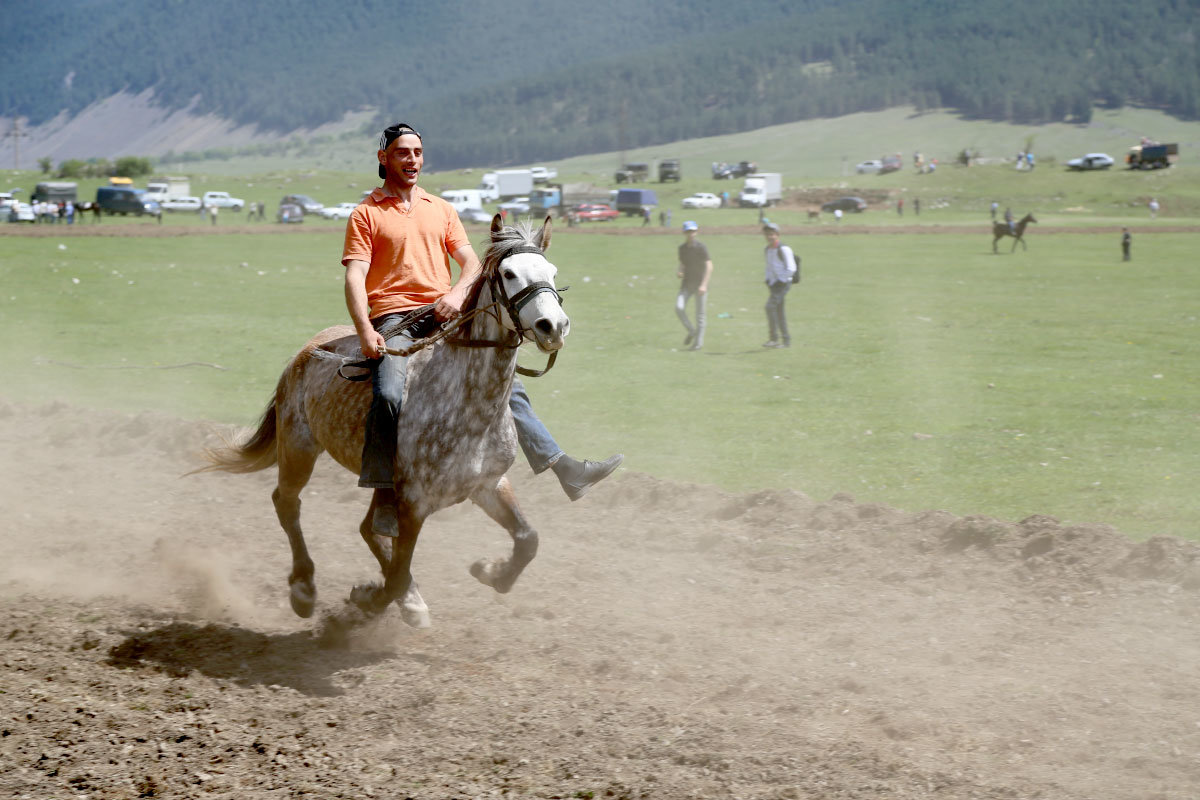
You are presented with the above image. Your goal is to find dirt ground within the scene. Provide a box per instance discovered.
[2,400,1200,799]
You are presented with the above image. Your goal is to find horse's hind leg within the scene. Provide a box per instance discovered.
[273,438,321,618]
[357,496,430,628]
[468,477,538,594]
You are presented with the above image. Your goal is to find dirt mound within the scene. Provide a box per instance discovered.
[2,400,1199,799]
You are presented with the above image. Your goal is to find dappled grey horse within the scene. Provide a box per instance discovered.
[200,215,569,636]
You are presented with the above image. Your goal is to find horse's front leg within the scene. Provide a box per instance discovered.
[468,476,539,594]
[349,501,430,627]
[357,493,430,629]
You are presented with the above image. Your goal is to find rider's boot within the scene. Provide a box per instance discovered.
[551,454,624,501]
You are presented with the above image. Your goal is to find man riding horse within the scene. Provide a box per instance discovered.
[345,123,621,537]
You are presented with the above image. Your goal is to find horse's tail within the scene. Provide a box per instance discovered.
[192,382,282,475]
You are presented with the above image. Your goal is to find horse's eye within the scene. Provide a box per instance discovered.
[503,270,516,281]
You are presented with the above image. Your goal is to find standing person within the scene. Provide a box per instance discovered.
[1149,197,1160,219]
[1121,228,1132,262]
[914,198,920,216]
[209,203,218,226]
[674,221,712,352]
[344,123,621,534]
[834,208,843,223]
[761,222,797,349]
[65,200,75,225]
[991,200,999,221]
[897,198,904,216]
[642,206,651,226]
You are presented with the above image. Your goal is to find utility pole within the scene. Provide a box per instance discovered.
[4,119,30,170]
[617,98,628,170]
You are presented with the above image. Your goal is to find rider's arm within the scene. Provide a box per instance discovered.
[434,245,484,321]
[344,259,385,357]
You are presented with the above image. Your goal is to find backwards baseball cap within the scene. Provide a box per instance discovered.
[377,123,422,180]
[762,222,780,233]
[682,220,698,231]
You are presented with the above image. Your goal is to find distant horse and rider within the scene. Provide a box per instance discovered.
[993,212,1037,253]
[199,215,570,641]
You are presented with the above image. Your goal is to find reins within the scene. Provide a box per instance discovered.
[336,243,565,381]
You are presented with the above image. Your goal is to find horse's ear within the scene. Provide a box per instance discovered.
[490,214,505,239]
[535,214,553,252]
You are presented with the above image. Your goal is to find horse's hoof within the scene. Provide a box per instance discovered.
[470,558,516,594]
[399,602,432,629]
[289,580,316,619]
[350,582,387,616]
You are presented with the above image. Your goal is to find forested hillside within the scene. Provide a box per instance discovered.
[3,0,1197,169]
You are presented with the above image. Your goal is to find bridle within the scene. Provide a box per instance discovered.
[451,243,567,377]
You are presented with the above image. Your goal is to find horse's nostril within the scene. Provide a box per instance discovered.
[535,319,553,335]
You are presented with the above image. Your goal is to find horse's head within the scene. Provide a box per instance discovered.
[482,214,570,353]
[1025,213,1038,224]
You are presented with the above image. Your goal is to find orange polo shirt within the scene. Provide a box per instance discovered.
[341,186,471,319]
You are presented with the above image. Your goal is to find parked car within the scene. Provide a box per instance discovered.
[281,194,324,214]
[202,191,245,211]
[317,202,359,220]
[161,196,202,213]
[1066,153,1114,171]
[821,196,867,213]
[96,186,160,216]
[499,198,530,216]
[856,160,883,174]
[572,203,619,221]
[681,192,721,209]
[458,207,493,224]
[277,202,304,223]
[529,166,557,183]
[7,201,35,223]
[879,155,903,174]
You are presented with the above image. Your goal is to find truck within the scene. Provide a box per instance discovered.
[738,173,782,208]
[479,169,534,201]
[1126,142,1178,170]
[440,189,484,213]
[614,163,649,183]
[615,187,658,216]
[144,176,190,202]
[658,158,682,182]
[527,186,561,215]
[32,181,78,204]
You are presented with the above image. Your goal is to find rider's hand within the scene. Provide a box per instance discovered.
[360,329,386,359]
[434,287,467,322]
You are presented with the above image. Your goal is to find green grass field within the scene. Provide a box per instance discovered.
[2,223,1196,541]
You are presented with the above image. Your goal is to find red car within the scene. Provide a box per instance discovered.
[573,203,619,221]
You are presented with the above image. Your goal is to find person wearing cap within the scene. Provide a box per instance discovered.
[343,123,622,535]
[761,222,797,348]
[675,221,712,351]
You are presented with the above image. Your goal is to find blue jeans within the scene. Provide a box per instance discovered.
[765,282,791,344]
[359,317,418,488]
[510,378,563,474]
[675,286,706,346]
[360,317,564,485]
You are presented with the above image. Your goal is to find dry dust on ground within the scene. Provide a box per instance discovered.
[2,400,1199,799]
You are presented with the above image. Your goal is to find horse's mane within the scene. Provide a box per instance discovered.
[463,219,545,311]
[481,219,544,274]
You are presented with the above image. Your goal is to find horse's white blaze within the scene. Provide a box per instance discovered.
[498,252,569,353]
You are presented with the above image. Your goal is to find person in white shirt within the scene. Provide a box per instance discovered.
[761,223,798,348]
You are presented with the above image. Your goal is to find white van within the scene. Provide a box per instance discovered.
[441,189,484,213]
